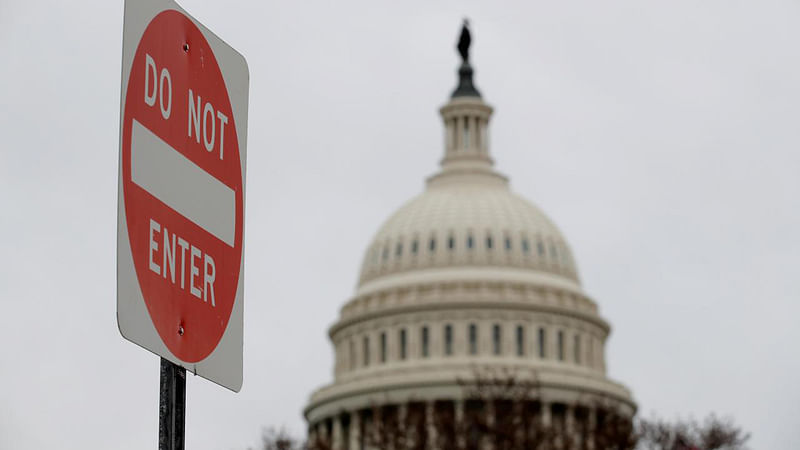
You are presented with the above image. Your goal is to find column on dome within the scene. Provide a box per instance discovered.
[462,115,470,151]
[454,399,466,449]
[505,321,515,356]
[541,401,552,428]
[318,420,330,447]
[334,340,343,377]
[447,118,455,153]
[349,410,361,450]
[565,405,576,447]
[599,336,607,374]
[578,333,587,368]
[455,116,464,151]
[512,400,524,448]
[475,117,482,154]
[370,406,381,450]
[481,117,489,154]
[345,337,355,372]
[484,400,495,450]
[527,402,539,446]
[564,330,573,365]
[308,424,318,448]
[548,326,558,363]
[586,406,597,450]
[472,116,480,152]
[398,402,408,446]
[426,401,438,450]
[333,340,339,376]
[528,323,538,361]
[332,414,344,450]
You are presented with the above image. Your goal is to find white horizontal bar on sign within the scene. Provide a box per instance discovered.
[131,119,235,247]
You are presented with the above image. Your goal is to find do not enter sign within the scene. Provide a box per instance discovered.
[118,0,248,391]
[124,10,242,362]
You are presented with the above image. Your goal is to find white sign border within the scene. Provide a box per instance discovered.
[117,0,249,392]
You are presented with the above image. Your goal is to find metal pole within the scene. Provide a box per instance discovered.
[159,357,186,450]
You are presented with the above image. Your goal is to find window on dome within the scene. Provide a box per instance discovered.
[469,324,478,355]
[382,247,389,261]
[363,336,370,366]
[505,237,512,250]
[492,324,502,355]
[429,238,436,252]
[467,235,474,249]
[550,241,558,260]
[444,324,453,356]
[411,240,418,254]
[396,242,403,257]
[557,330,565,361]
[486,235,493,249]
[399,329,407,360]
[350,339,356,369]
[574,334,580,364]
[516,325,525,356]
[538,328,546,358]
[380,332,387,363]
[522,239,530,253]
[537,239,545,256]
[421,326,430,358]
[588,336,595,367]
[448,235,455,250]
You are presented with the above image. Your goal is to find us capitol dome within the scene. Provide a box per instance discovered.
[304,23,635,449]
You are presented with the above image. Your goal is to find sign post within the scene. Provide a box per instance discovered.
[117,0,249,446]
[159,358,186,450]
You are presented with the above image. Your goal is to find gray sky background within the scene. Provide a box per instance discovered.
[1,0,798,448]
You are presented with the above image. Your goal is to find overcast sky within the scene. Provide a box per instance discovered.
[1,0,799,449]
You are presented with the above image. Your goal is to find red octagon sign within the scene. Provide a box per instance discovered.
[121,10,243,363]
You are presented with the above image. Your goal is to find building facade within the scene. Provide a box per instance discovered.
[304,30,635,449]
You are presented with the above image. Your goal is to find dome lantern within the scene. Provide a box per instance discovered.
[434,21,504,186]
